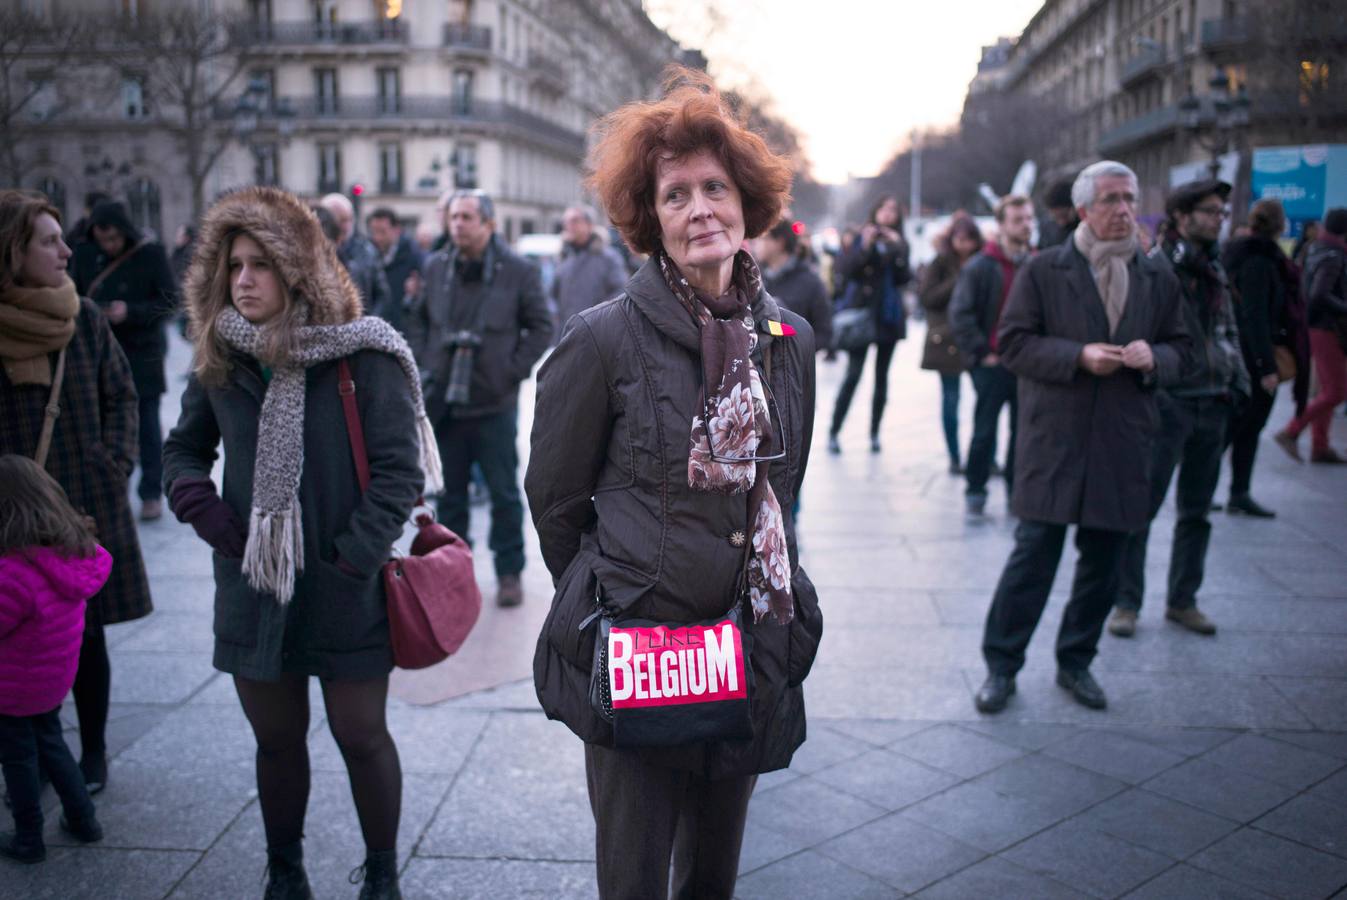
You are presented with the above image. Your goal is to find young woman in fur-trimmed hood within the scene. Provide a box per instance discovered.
[163,186,441,899]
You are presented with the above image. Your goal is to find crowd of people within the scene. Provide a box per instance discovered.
[2,62,1345,898]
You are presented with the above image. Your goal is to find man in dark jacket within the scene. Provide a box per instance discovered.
[975,161,1192,715]
[319,193,393,320]
[550,205,626,332]
[1110,179,1250,640]
[754,219,833,348]
[1037,178,1080,249]
[407,190,553,607]
[950,194,1034,516]
[366,206,424,334]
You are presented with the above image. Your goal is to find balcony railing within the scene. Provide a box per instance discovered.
[442,23,491,53]
[234,20,409,47]
[528,50,568,91]
[218,96,585,157]
[1119,46,1167,88]
[1199,18,1249,51]
[1098,103,1182,153]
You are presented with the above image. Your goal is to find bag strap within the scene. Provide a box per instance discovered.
[86,239,150,299]
[337,358,372,494]
[34,348,67,469]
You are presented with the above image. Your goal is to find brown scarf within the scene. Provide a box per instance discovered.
[0,277,80,386]
[658,250,793,626]
[1073,225,1137,337]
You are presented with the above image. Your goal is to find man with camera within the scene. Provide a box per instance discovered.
[407,190,553,607]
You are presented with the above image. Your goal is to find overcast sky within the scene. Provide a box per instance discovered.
[646,0,1046,184]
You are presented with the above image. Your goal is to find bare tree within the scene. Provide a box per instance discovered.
[0,8,89,185]
[94,7,249,219]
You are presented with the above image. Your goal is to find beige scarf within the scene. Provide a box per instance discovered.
[1073,225,1137,337]
[0,277,80,386]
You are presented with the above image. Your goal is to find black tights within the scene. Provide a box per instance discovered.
[72,619,110,765]
[234,672,401,852]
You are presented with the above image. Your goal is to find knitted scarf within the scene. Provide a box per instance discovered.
[1074,225,1136,337]
[0,277,79,386]
[215,306,444,604]
[658,250,793,626]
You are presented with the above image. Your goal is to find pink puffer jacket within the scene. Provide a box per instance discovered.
[0,546,112,717]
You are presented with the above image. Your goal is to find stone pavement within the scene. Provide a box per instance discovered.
[6,326,1347,899]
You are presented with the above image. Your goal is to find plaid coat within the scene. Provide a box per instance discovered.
[0,299,153,625]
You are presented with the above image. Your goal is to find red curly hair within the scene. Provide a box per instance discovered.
[587,67,793,256]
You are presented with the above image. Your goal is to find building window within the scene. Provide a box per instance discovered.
[251,69,275,111]
[34,176,65,219]
[314,68,338,114]
[379,143,402,193]
[127,177,161,237]
[452,69,474,115]
[452,143,477,188]
[249,0,273,22]
[318,142,342,194]
[254,143,279,186]
[122,75,148,119]
[377,67,401,114]
[26,73,57,122]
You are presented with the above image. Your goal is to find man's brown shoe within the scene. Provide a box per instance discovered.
[1273,430,1303,462]
[496,574,523,608]
[1108,608,1137,638]
[1166,606,1216,635]
[139,498,163,521]
[1310,448,1347,464]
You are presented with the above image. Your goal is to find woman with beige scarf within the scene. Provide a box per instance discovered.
[0,190,152,799]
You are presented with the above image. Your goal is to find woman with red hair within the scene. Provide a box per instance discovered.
[526,69,822,898]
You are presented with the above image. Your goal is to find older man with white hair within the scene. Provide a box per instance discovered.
[972,160,1195,715]
[550,205,627,333]
[319,192,393,319]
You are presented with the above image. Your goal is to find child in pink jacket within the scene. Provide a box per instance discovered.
[0,455,111,864]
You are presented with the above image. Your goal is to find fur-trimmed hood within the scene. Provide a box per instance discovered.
[185,186,362,331]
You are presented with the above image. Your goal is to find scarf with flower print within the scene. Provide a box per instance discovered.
[657,249,793,626]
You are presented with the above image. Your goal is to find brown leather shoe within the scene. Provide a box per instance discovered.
[1310,448,1347,464]
[1108,608,1137,638]
[496,574,523,608]
[1166,606,1216,635]
[1273,430,1303,462]
[139,498,164,521]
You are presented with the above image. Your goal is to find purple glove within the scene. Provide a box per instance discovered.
[169,477,247,559]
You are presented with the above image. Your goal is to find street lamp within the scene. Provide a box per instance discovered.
[233,76,295,185]
[1179,69,1251,177]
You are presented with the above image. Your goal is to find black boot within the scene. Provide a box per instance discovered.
[0,830,45,864]
[351,849,402,900]
[263,841,314,900]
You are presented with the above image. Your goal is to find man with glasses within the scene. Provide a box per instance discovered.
[974,161,1193,714]
[1109,179,1250,639]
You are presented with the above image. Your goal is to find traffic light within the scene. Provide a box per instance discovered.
[349,183,364,220]
[350,183,364,197]
[791,221,805,236]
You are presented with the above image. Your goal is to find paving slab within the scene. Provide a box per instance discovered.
[913,855,1089,899]
[1000,820,1174,898]
[816,813,984,893]
[733,849,899,900]
[1187,828,1347,899]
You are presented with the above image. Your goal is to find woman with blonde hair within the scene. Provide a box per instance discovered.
[163,186,441,899]
[527,68,822,898]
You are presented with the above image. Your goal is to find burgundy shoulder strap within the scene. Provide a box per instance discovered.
[337,358,371,493]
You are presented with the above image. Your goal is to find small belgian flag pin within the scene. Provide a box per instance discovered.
[760,320,797,337]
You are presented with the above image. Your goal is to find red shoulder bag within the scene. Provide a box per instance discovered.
[337,358,481,669]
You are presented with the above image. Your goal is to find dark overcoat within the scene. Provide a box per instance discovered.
[997,241,1194,533]
[526,259,823,780]
[162,350,423,681]
[917,252,966,375]
[0,299,152,625]
[81,242,177,397]
[836,236,911,343]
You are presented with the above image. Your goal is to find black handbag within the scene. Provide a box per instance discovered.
[832,306,875,352]
[588,602,754,749]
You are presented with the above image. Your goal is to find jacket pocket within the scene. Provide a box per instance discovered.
[544,552,602,669]
[787,567,823,687]
[213,552,262,647]
[303,560,387,653]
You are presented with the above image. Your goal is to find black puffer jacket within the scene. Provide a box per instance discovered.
[526,258,822,779]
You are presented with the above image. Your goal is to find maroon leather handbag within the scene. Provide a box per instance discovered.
[337,359,481,669]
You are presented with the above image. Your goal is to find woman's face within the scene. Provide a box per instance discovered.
[951,230,979,259]
[17,213,72,289]
[654,149,744,292]
[228,233,286,324]
[876,198,900,228]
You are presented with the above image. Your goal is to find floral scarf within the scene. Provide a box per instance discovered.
[658,250,793,626]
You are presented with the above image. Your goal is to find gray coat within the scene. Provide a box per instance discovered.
[550,236,627,330]
[162,350,423,681]
[998,241,1194,533]
[408,236,553,420]
[526,259,822,780]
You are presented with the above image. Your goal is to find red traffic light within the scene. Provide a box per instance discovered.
[791,221,805,236]
[351,184,365,197]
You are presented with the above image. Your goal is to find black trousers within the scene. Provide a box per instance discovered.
[0,706,95,841]
[982,519,1128,675]
[137,390,164,501]
[966,364,1017,498]
[584,744,756,900]
[1227,384,1275,498]
[1117,395,1228,613]
[433,407,525,576]
[831,339,897,437]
